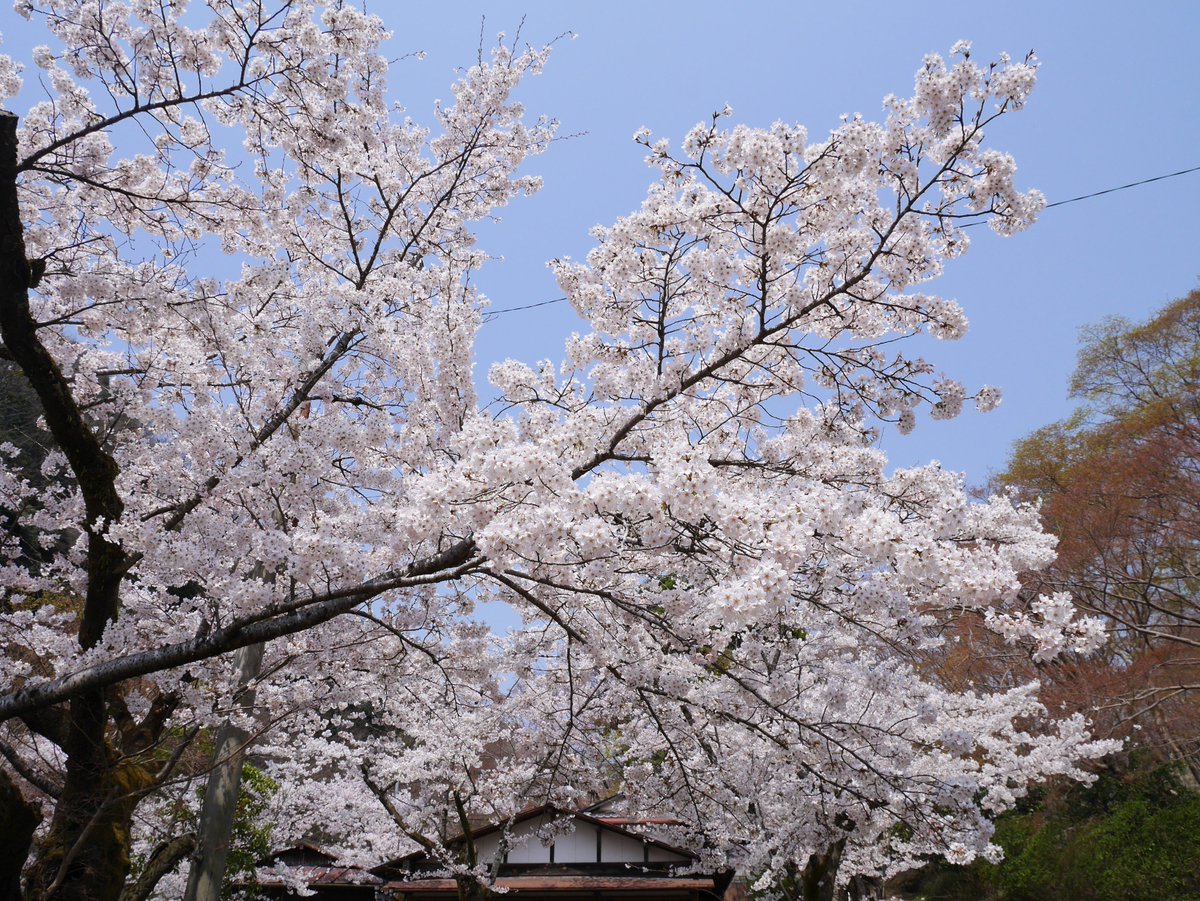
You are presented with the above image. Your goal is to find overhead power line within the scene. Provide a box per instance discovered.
[1044,165,1200,210]
[481,295,566,321]
[485,164,1200,318]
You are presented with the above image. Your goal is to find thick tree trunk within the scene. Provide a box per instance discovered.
[1151,707,1200,792]
[455,876,491,901]
[21,695,155,901]
[798,838,845,901]
[0,765,40,901]
[184,642,265,901]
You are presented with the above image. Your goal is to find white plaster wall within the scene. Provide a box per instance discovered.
[599,830,646,863]
[554,823,600,863]
[503,816,552,864]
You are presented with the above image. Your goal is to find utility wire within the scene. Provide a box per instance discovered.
[481,295,566,321]
[485,164,1200,318]
[1044,164,1200,209]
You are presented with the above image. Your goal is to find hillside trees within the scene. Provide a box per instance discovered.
[0,4,1114,898]
[998,290,1200,786]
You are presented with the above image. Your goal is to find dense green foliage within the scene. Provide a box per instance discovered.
[899,755,1200,898]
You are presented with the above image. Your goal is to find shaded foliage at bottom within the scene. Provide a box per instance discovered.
[897,765,1200,901]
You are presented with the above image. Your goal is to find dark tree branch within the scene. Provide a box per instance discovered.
[0,539,481,722]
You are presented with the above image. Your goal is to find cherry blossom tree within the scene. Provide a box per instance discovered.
[0,4,1115,898]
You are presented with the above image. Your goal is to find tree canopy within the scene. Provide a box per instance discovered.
[0,5,1113,900]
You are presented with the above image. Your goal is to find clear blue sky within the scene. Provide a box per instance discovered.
[4,1,1198,484]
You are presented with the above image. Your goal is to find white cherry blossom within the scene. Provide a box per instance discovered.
[0,13,1114,898]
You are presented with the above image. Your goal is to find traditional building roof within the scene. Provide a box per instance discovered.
[372,804,732,901]
[375,804,697,876]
